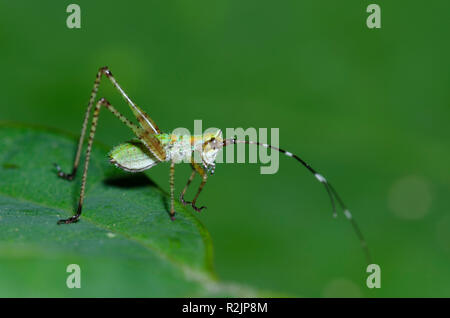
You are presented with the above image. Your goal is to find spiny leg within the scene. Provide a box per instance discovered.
[180,170,196,206]
[99,66,166,162]
[55,69,103,180]
[100,67,160,134]
[55,67,143,180]
[169,161,176,220]
[57,98,137,224]
[57,99,103,224]
[190,163,208,213]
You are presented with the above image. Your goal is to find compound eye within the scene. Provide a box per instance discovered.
[208,137,217,149]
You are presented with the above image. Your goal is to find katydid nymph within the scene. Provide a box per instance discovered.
[54,67,370,262]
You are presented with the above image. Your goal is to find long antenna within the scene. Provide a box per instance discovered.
[222,138,371,264]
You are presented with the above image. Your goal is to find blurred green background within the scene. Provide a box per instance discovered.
[1,1,449,297]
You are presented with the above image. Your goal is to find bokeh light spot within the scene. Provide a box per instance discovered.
[322,278,362,298]
[436,214,450,254]
[388,176,432,220]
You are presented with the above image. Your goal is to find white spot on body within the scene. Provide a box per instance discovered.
[285,151,293,157]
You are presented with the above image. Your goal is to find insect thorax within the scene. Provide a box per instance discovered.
[157,134,192,163]
[157,130,222,167]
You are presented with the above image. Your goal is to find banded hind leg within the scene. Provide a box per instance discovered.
[57,98,139,224]
[55,66,157,180]
[55,69,103,180]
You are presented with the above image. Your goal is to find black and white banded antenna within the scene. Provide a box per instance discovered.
[222,137,371,264]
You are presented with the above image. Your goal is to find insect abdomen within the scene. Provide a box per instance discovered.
[109,140,159,172]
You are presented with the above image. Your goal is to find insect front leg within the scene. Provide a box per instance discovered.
[189,163,208,213]
[180,170,196,206]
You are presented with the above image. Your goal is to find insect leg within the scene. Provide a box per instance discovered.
[97,67,167,162]
[180,170,196,206]
[189,163,208,213]
[98,66,160,134]
[169,161,176,220]
[55,68,142,180]
[55,69,104,180]
[57,98,138,224]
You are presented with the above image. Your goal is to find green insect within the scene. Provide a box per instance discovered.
[55,67,370,262]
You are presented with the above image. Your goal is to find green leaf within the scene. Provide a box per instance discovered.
[0,124,259,297]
